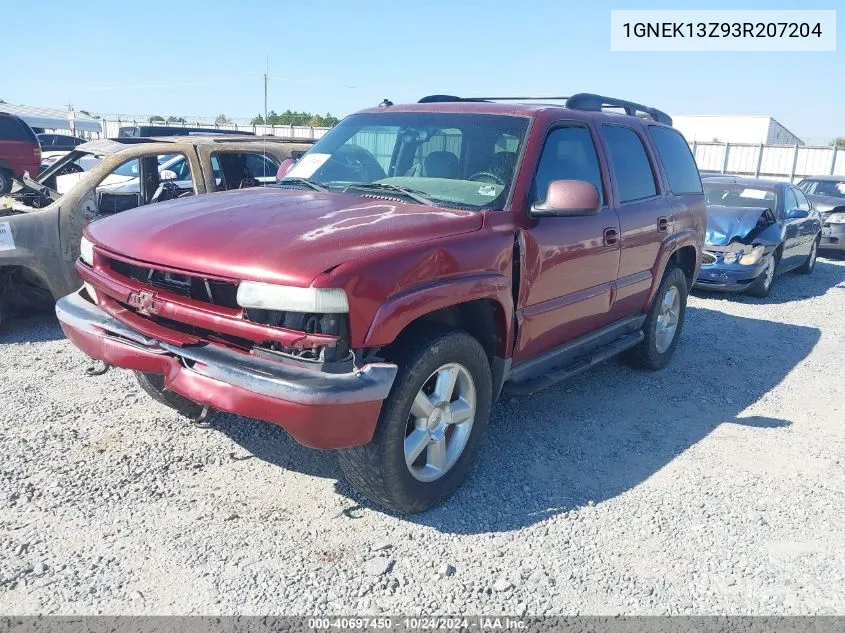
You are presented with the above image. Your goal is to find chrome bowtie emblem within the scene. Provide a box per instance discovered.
[128,290,158,316]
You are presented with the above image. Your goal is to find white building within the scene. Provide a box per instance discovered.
[672,115,804,146]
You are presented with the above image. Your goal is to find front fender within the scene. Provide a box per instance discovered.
[363,273,514,355]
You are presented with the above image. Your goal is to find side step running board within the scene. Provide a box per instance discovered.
[502,330,644,396]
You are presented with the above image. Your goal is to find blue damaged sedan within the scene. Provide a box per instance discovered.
[695,177,822,297]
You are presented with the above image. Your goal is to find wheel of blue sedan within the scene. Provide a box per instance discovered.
[746,253,777,298]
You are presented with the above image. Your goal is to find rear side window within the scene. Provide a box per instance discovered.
[601,125,657,203]
[533,126,605,205]
[649,126,702,194]
[0,116,34,141]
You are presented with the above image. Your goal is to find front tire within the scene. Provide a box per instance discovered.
[0,170,12,195]
[337,328,492,514]
[134,371,203,418]
[621,265,688,370]
[746,251,778,297]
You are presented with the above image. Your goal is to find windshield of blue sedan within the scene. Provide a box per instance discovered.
[281,112,530,210]
[704,184,778,210]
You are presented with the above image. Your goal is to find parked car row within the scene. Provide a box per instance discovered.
[0,94,835,514]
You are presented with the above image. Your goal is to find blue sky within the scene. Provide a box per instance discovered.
[4,0,842,144]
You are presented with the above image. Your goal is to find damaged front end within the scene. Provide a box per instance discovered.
[695,206,781,292]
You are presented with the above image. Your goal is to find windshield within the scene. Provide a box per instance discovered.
[704,183,778,210]
[798,179,845,199]
[281,112,530,210]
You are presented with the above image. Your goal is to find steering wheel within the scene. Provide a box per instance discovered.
[55,163,84,177]
[468,171,505,185]
[324,144,386,182]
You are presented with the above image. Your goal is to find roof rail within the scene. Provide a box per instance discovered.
[565,93,672,125]
[417,95,570,103]
[416,93,672,125]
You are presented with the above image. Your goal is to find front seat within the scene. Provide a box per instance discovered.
[422,151,459,179]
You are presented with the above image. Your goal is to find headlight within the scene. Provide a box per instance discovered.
[80,236,94,266]
[828,212,845,224]
[739,245,765,265]
[236,281,348,313]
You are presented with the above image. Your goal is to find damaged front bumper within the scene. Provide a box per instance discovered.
[56,289,398,449]
[694,254,770,292]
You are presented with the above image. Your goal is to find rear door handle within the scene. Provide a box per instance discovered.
[657,217,669,232]
[603,227,619,246]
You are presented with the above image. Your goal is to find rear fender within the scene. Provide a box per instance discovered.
[363,273,514,356]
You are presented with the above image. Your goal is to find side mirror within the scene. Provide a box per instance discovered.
[276,158,296,181]
[159,169,178,181]
[785,208,809,220]
[530,180,601,217]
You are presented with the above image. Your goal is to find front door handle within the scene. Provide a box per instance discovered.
[603,227,619,246]
[657,217,669,232]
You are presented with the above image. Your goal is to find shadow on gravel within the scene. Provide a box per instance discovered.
[216,306,820,533]
[693,259,845,304]
[0,313,65,343]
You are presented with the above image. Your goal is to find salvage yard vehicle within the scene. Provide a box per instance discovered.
[0,112,41,194]
[56,93,706,513]
[0,136,314,327]
[695,177,822,297]
[796,175,845,254]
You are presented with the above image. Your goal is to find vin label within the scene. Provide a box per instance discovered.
[611,10,836,51]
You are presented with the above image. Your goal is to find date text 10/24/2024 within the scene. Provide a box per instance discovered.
[308,617,527,630]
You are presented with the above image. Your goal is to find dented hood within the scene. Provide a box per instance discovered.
[705,205,775,246]
[86,187,483,286]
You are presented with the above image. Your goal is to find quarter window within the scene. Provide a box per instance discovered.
[532,126,605,205]
[601,125,657,203]
[648,126,702,194]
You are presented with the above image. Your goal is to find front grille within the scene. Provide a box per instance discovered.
[108,259,239,308]
[702,252,717,265]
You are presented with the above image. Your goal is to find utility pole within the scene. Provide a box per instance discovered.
[264,56,268,127]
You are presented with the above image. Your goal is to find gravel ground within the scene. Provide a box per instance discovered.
[1,256,843,616]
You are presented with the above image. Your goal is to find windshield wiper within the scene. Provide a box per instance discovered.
[344,182,436,207]
[278,177,327,192]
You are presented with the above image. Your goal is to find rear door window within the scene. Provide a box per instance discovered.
[648,126,702,194]
[601,125,658,203]
[0,117,31,141]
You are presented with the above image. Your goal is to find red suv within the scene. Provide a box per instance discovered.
[57,93,705,513]
[0,113,41,193]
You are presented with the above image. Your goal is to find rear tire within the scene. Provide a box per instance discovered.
[746,251,778,297]
[337,327,492,514]
[134,371,203,418]
[796,237,819,275]
[0,169,12,194]
[621,265,688,371]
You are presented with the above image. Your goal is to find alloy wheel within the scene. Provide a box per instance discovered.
[404,363,476,482]
[654,285,681,354]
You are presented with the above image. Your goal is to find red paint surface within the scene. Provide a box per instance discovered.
[59,318,382,449]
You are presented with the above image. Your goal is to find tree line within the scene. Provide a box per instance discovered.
[251,110,339,127]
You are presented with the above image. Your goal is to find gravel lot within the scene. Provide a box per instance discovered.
[1,256,843,616]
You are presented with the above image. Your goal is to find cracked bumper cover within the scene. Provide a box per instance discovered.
[56,290,398,449]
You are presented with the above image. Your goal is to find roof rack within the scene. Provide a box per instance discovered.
[416,92,672,126]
